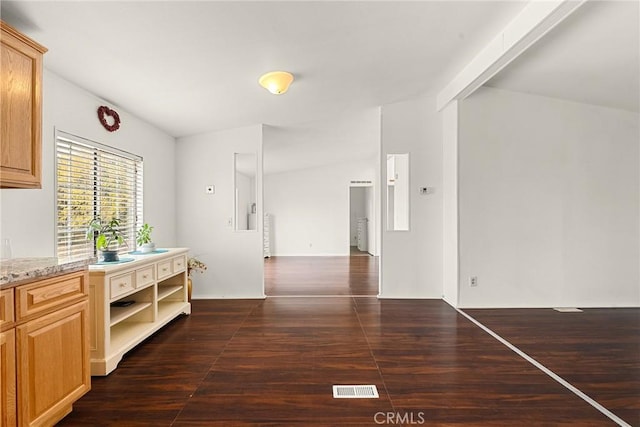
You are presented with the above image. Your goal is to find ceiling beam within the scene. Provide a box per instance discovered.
[436,0,586,111]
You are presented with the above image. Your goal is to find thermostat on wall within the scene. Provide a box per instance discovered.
[420,187,435,195]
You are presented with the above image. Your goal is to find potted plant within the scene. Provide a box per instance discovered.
[86,217,127,262]
[187,257,207,301]
[136,223,156,253]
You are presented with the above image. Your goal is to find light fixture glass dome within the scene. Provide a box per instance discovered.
[259,71,294,95]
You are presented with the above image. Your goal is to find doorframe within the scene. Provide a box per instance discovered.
[348,182,378,257]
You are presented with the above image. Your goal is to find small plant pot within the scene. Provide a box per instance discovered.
[140,243,156,253]
[100,249,120,262]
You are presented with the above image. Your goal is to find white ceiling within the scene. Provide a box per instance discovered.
[487,0,639,112]
[264,107,381,175]
[2,1,526,138]
[3,1,637,176]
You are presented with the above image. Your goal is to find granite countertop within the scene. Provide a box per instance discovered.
[0,257,95,288]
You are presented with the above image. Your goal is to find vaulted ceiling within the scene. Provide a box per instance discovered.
[487,0,639,113]
[2,1,637,175]
[3,1,526,138]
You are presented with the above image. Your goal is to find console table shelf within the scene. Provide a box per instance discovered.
[88,248,191,375]
[109,302,153,327]
[158,284,183,301]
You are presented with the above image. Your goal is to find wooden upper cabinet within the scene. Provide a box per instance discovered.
[0,21,47,189]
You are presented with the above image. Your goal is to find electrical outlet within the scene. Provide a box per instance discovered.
[469,276,478,287]
[205,185,215,194]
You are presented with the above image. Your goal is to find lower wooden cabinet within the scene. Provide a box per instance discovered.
[1,329,16,427]
[0,270,90,426]
[16,300,89,426]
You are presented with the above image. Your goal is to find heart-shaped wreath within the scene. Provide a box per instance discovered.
[97,105,121,132]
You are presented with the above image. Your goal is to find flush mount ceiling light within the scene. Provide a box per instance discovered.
[259,71,294,95]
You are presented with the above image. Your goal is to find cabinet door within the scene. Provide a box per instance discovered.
[0,289,14,331]
[0,21,46,189]
[1,329,16,427]
[16,300,90,427]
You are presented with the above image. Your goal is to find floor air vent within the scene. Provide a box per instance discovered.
[332,385,379,398]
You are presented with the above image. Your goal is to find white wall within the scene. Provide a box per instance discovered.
[458,86,640,308]
[176,125,264,298]
[264,158,377,256]
[0,70,177,257]
[442,100,460,307]
[380,95,443,298]
[364,186,375,254]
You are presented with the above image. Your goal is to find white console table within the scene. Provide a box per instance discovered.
[88,248,191,375]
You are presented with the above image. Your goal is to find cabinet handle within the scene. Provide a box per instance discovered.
[119,283,126,288]
[143,274,148,279]
[162,268,168,272]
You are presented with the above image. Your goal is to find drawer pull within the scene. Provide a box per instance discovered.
[119,283,127,288]
[143,274,148,279]
[162,268,168,272]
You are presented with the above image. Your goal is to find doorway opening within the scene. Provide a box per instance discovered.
[263,182,379,297]
[349,185,373,256]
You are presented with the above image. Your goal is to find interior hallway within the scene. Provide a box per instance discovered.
[264,255,378,296]
[349,246,370,257]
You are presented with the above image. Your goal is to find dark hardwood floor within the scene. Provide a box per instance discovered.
[464,308,640,426]
[58,298,619,426]
[55,258,635,425]
[264,255,379,296]
[349,246,370,257]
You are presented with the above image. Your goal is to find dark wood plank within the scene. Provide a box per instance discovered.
[264,255,379,296]
[176,298,392,425]
[57,299,261,426]
[57,298,618,426]
[464,307,640,426]
[356,299,615,425]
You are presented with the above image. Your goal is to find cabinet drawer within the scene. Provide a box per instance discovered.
[157,260,173,280]
[0,288,14,329]
[135,266,155,288]
[109,272,134,300]
[172,256,186,274]
[16,271,87,320]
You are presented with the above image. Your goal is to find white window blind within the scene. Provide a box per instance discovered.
[56,131,143,262]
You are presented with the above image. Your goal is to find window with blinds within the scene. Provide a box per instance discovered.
[56,131,143,262]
